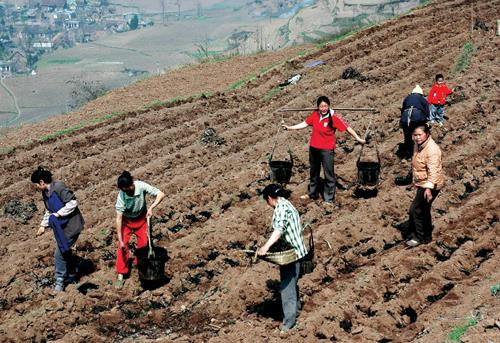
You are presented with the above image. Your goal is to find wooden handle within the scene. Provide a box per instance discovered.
[277,107,377,112]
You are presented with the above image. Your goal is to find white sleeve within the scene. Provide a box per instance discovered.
[40,210,50,227]
[56,199,78,217]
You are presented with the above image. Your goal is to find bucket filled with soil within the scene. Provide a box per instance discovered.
[269,153,293,184]
[268,123,294,184]
[135,246,168,281]
[357,145,381,187]
[135,218,168,281]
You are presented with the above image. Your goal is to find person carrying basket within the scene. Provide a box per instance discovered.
[257,184,307,333]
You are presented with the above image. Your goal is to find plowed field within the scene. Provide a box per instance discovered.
[0,1,498,342]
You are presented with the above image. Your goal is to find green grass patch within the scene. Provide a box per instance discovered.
[228,74,256,91]
[0,146,15,155]
[40,123,86,141]
[263,86,281,101]
[144,100,168,110]
[491,283,500,296]
[40,111,126,141]
[45,58,82,65]
[447,317,478,342]
[452,41,474,74]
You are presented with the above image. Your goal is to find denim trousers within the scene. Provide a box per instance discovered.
[429,104,445,122]
[280,261,301,330]
[54,233,79,286]
[309,147,335,202]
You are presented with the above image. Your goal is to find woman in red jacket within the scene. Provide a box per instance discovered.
[283,96,365,204]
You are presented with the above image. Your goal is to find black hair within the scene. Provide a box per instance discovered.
[410,121,431,134]
[316,95,334,129]
[435,73,444,81]
[31,167,52,184]
[262,184,290,201]
[117,171,134,188]
[316,96,330,107]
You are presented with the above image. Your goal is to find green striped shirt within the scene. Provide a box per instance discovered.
[272,198,307,259]
[115,180,160,219]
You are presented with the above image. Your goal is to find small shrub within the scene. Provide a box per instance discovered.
[491,283,500,296]
[447,317,478,342]
[452,41,474,74]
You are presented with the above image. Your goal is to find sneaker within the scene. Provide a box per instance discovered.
[406,239,420,247]
[438,122,444,127]
[115,274,125,289]
[429,120,436,125]
[54,284,65,292]
[280,322,298,334]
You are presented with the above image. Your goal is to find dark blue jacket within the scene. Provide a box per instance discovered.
[400,93,430,127]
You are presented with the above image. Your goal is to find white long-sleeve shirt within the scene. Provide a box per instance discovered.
[40,199,78,227]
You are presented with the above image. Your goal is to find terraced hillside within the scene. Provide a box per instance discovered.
[0,0,498,342]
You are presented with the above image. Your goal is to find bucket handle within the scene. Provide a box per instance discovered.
[356,119,380,165]
[147,216,155,258]
[269,119,293,163]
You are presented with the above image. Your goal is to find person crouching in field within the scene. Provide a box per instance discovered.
[257,184,307,333]
[31,167,84,292]
[283,96,365,204]
[115,171,165,289]
[405,122,445,247]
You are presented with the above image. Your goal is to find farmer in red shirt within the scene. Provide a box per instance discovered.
[427,73,453,127]
[283,96,365,204]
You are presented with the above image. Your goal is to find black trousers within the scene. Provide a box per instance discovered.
[402,125,414,159]
[408,187,440,241]
[309,147,335,202]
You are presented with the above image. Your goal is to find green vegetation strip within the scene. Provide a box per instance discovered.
[263,87,281,102]
[39,111,125,142]
[45,58,82,65]
[447,317,478,342]
[453,41,474,74]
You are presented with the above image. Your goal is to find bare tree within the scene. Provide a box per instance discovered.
[159,0,166,25]
[197,0,203,17]
[174,0,181,20]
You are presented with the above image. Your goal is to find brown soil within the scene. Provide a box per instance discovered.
[0,1,499,342]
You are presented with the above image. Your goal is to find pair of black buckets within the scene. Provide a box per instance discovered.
[269,146,380,186]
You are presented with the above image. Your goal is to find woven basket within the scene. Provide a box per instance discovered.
[259,248,298,265]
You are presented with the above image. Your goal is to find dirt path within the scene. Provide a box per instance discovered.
[0,1,498,342]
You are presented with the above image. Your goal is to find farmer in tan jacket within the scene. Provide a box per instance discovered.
[406,122,444,247]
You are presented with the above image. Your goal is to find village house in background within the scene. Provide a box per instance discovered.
[0,0,151,76]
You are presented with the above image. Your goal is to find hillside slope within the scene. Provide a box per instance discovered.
[0,0,499,342]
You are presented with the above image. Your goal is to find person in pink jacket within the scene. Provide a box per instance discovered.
[427,74,453,126]
[406,122,445,247]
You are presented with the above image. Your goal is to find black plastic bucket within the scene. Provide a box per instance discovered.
[135,246,168,281]
[357,161,381,186]
[269,160,293,184]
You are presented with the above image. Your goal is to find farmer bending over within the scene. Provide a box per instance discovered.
[258,184,307,333]
[115,171,165,289]
[31,167,84,292]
